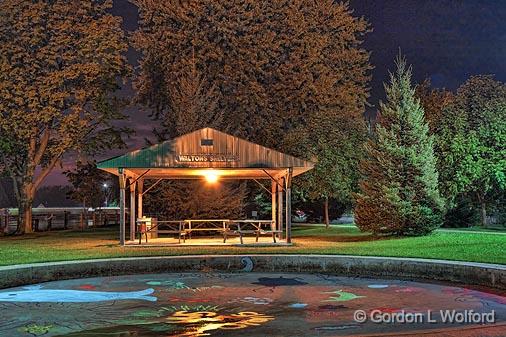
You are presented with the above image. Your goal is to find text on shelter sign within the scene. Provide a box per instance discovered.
[176,154,239,163]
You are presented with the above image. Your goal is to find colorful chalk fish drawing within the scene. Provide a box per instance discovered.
[167,297,217,303]
[252,276,308,291]
[241,257,254,272]
[165,311,274,336]
[0,285,157,303]
[146,280,190,290]
[322,290,365,302]
[19,323,54,336]
[289,303,307,308]
[192,286,224,292]
[395,287,423,293]
[253,276,308,287]
[133,305,223,320]
[368,284,389,289]
[229,297,273,305]
[147,280,223,293]
[166,305,221,312]
[443,287,506,305]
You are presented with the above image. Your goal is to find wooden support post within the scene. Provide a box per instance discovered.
[277,177,284,240]
[137,179,144,219]
[129,179,136,242]
[271,180,277,230]
[63,211,68,229]
[285,168,293,244]
[119,169,126,246]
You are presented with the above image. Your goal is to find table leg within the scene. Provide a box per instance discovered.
[223,221,227,243]
[239,224,244,244]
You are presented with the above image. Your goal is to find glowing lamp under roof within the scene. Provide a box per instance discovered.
[203,170,219,183]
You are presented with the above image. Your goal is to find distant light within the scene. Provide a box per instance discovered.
[203,170,219,183]
[103,183,108,188]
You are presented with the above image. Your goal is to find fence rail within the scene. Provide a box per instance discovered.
[0,207,123,233]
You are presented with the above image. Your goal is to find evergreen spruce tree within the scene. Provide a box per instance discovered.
[354,55,444,236]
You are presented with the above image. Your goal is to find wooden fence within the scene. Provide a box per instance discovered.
[0,207,122,233]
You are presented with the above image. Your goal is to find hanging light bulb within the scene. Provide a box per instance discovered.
[203,170,219,183]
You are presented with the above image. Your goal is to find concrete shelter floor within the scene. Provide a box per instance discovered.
[125,235,290,247]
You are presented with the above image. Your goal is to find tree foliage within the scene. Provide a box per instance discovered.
[292,114,368,226]
[133,0,370,145]
[436,75,506,225]
[0,0,131,232]
[415,79,453,133]
[133,0,371,223]
[144,181,246,220]
[151,53,224,142]
[355,55,444,236]
[64,161,117,209]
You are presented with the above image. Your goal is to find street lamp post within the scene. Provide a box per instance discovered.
[103,183,109,207]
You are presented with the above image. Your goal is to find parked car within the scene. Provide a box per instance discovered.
[292,210,308,223]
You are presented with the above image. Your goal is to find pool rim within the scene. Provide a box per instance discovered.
[1,254,504,290]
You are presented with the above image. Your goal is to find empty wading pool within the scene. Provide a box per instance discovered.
[0,271,505,337]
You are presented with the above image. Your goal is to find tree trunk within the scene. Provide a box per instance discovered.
[480,201,487,227]
[476,192,487,227]
[18,192,34,234]
[81,197,87,231]
[324,196,330,229]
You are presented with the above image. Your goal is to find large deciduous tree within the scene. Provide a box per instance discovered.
[415,79,453,133]
[354,55,444,236]
[133,0,371,222]
[0,0,130,233]
[436,75,506,226]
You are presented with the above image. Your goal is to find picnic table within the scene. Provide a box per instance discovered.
[137,218,186,244]
[184,219,230,242]
[228,219,281,244]
[183,219,281,244]
[136,218,282,244]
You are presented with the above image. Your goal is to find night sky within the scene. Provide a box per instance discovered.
[44,0,506,185]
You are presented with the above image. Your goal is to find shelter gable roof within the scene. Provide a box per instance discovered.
[97,128,314,174]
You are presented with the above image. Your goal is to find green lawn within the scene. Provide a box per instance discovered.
[0,225,504,266]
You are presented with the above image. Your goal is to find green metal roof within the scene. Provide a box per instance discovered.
[97,128,314,178]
